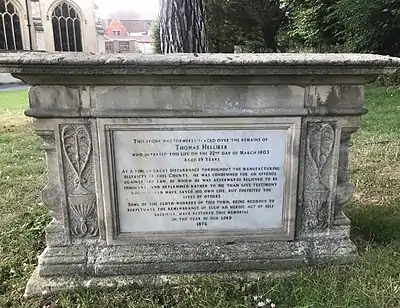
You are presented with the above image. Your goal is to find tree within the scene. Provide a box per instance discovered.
[226,0,284,52]
[204,0,235,53]
[282,0,400,55]
[283,0,344,52]
[159,0,208,53]
[332,0,400,56]
[155,0,291,54]
[205,0,288,53]
[152,19,162,53]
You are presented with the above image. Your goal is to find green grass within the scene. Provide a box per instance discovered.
[0,87,400,307]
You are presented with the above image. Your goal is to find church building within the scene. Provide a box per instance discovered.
[0,0,104,52]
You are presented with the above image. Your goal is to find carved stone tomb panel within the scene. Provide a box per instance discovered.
[60,124,99,239]
[98,117,301,244]
[298,119,342,236]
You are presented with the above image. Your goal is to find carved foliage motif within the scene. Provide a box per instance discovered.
[303,122,335,232]
[61,125,98,238]
[308,124,335,189]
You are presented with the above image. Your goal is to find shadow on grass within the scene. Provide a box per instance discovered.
[346,201,400,246]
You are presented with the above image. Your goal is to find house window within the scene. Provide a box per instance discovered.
[112,30,120,36]
[119,41,129,52]
[52,2,83,52]
[105,41,113,52]
[0,0,23,50]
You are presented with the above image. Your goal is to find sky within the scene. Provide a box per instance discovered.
[96,0,160,19]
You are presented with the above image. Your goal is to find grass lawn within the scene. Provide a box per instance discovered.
[0,86,400,307]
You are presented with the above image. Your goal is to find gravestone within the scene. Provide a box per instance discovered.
[0,52,399,297]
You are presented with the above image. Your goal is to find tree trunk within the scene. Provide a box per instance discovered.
[159,0,208,53]
[261,0,280,53]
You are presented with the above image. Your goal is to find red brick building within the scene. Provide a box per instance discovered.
[104,18,154,54]
[105,19,129,37]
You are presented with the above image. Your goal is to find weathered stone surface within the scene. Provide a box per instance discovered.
[25,268,295,298]
[0,52,399,86]
[0,52,399,75]
[60,124,99,239]
[95,85,305,115]
[0,52,397,297]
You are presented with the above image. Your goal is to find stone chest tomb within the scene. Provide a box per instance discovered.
[0,52,399,297]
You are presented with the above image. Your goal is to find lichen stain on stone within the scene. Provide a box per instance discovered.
[325,86,341,109]
[63,87,78,103]
[224,98,241,110]
[314,86,334,107]
[28,86,40,108]
[340,85,364,105]
[28,86,78,109]
[276,85,293,100]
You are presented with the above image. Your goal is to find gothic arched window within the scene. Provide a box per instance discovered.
[51,2,83,52]
[0,0,23,50]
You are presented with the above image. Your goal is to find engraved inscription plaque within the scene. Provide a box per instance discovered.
[112,129,289,233]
